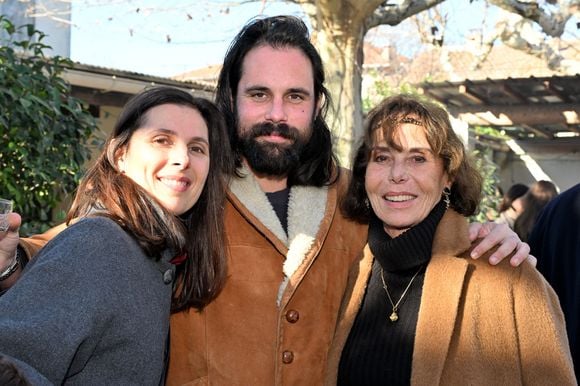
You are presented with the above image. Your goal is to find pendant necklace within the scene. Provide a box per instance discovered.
[380,267,423,322]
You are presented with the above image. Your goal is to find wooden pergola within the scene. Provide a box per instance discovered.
[419,75,580,140]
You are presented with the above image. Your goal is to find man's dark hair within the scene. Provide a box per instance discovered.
[216,15,338,186]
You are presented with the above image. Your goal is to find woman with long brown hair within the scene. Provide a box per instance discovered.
[0,86,231,384]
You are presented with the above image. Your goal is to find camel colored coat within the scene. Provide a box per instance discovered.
[325,210,576,386]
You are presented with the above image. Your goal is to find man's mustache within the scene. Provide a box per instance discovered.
[247,122,299,141]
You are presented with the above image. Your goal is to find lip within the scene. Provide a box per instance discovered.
[158,176,192,193]
[382,192,416,205]
[258,133,291,144]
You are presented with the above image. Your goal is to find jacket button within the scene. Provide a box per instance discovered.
[282,351,294,364]
[285,309,299,323]
[163,269,174,284]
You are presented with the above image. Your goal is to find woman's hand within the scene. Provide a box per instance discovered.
[467,221,535,267]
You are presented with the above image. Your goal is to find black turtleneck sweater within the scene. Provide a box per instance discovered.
[337,199,447,386]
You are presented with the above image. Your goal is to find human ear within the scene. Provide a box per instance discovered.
[114,147,127,173]
[315,95,324,117]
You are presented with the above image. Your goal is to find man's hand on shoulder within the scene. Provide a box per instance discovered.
[467,221,534,267]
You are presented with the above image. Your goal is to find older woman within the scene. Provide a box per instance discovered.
[327,95,575,385]
[0,87,230,384]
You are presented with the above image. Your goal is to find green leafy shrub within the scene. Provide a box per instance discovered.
[0,15,99,236]
[469,147,502,223]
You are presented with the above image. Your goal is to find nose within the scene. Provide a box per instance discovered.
[264,97,287,123]
[170,144,190,170]
[389,159,408,183]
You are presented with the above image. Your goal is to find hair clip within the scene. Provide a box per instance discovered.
[399,116,422,125]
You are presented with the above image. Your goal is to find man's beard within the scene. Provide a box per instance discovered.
[237,122,308,177]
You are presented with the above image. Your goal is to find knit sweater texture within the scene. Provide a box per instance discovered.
[338,200,445,385]
[0,217,175,385]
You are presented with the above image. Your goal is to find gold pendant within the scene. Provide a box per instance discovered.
[389,311,398,322]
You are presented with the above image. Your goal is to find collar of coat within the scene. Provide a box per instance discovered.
[229,165,329,304]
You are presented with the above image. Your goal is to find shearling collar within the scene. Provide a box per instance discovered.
[229,166,329,304]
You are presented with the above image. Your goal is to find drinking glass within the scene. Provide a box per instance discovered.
[0,198,13,233]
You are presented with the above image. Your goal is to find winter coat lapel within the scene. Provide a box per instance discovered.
[229,169,287,244]
[229,167,328,305]
[411,211,472,384]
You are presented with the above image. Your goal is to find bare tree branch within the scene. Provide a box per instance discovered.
[487,0,579,36]
[366,0,446,29]
[471,6,577,71]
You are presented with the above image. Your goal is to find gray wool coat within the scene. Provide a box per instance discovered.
[0,216,176,385]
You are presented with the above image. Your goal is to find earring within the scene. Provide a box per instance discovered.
[442,187,451,209]
[364,197,370,210]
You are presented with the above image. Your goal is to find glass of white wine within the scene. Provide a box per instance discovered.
[0,198,13,233]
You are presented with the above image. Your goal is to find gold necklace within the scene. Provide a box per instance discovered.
[380,267,423,322]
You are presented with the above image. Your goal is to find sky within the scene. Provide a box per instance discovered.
[63,0,576,78]
[70,0,304,77]
[67,0,500,78]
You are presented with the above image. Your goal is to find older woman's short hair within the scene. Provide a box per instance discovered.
[342,94,483,222]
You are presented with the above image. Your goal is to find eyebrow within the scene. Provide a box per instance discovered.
[243,85,269,93]
[372,145,434,154]
[243,85,312,97]
[152,128,209,145]
[287,87,311,96]
[189,137,210,145]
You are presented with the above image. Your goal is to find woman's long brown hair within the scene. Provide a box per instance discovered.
[68,86,232,312]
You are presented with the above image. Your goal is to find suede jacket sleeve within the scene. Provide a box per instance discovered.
[19,222,69,260]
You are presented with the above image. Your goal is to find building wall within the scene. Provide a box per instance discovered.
[89,105,122,161]
[496,138,580,193]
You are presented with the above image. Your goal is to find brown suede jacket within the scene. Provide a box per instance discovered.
[21,168,368,385]
[167,168,367,385]
[325,210,576,385]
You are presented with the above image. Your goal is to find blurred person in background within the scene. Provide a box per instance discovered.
[495,183,529,229]
[514,180,558,242]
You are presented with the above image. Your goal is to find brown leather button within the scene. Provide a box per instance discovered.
[285,309,299,323]
[282,350,294,364]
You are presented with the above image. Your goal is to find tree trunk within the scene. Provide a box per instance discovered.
[299,0,383,166]
[315,24,365,167]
